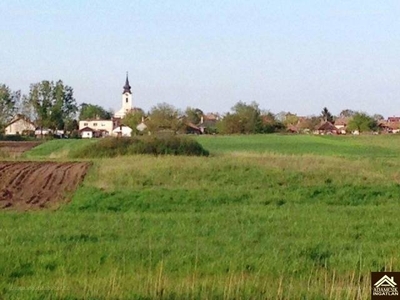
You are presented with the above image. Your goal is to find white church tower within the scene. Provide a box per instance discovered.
[114,72,133,118]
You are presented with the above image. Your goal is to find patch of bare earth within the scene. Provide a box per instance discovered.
[0,162,91,210]
[0,141,42,157]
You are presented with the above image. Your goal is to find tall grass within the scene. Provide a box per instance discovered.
[2,135,400,298]
[0,149,9,158]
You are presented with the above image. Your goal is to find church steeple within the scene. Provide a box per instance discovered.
[123,72,131,94]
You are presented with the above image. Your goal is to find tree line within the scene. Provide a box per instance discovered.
[0,80,384,136]
[122,102,381,135]
[0,81,78,134]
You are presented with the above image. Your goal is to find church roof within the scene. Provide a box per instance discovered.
[123,72,131,94]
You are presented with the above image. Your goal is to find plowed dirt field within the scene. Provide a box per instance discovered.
[0,141,42,157]
[0,161,90,209]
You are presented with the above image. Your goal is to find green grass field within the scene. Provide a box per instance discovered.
[2,135,400,299]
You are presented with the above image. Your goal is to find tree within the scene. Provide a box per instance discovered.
[260,111,285,133]
[231,101,262,133]
[185,107,203,124]
[321,107,334,122]
[218,102,285,134]
[217,113,243,134]
[347,112,377,133]
[19,94,37,122]
[146,103,182,134]
[217,102,255,134]
[298,116,321,131]
[122,109,145,135]
[79,103,112,120]
[283,113,299,126]
[27,80,78,131]
[339,109,356,118]
[0,84,21,131]
[373,114,384,121]
[65,119,79,132]
[275,111,287,123]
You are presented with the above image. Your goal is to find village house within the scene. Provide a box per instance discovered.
[295,116,312,133]
[197,113,219,134]
[315,121,338,135]
[79,127,96,139]
[78,119,116,137]
[112,125,133,137]
[34,128,64,138]
[136,118,147,132]
[379,121,400,134]
[387,116,400,123]
[287,124,299,133]
[4,114,35,135]
[186,122,202,134]
[334,117,348,134]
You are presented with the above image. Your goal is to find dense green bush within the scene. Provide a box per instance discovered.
[71,135,209,158]
[0,134,35,141]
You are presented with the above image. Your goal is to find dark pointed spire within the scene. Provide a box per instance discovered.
[123,72,131,94]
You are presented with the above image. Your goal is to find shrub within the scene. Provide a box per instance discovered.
[69,130,81,139]
[71,135,209,158]
[0,134,35,141]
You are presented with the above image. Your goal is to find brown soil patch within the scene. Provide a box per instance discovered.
[0,141,42,157]
[0,161,91,210]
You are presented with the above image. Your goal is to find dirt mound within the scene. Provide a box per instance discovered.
[0,161,90,210]
[0,141,42,157]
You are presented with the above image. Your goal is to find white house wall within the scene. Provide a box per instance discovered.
[79,120,113,135]
[5,119,35,135]
[81,131,93,139]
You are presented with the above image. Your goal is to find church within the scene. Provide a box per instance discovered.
[79,73,137,138]
[114,73,135,118]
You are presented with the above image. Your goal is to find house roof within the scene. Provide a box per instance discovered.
[379,121,400,130]
[297,116,307,122]
[80,119,112,122]
[113,125,132,132]
[136,122,147,131]
[204,113,219,121]
[287,124,299,132]
[317,121,337,131]
[388,117,400,123]
[79,127,95,132]
[6,114,35,127]
[187,122,201,131]
[197,119,217,128]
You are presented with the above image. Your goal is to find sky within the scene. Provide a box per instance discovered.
[1,0,400,117]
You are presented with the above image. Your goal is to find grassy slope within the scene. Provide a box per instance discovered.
[197,134,400,157]
[2,135,400,299]
[23,139,97,159]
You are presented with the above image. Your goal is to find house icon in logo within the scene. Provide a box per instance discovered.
[375,275,397,288]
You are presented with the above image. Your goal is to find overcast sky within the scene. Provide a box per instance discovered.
[1,0,400,116]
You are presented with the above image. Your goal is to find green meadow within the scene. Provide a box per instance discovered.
[2,135,400,299]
